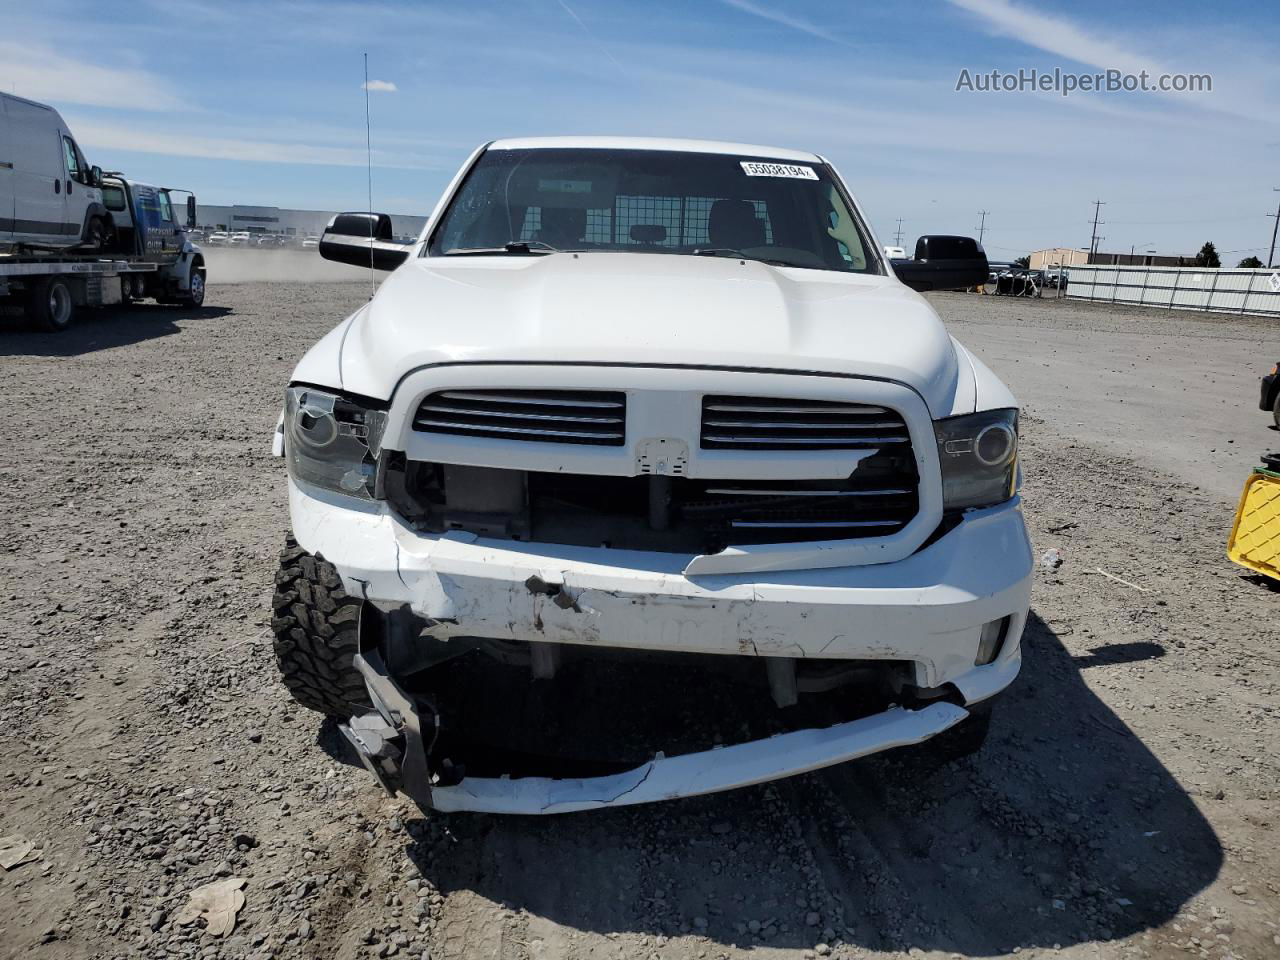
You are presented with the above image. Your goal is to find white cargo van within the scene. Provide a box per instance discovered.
[0,93,108,251]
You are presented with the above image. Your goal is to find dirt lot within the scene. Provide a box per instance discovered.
[1,284,1277,960]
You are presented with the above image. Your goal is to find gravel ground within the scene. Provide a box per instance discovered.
[1,283,1277,960]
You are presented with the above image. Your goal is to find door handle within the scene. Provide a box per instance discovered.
[67,179,73,195]
[0,161,13,169]
[54,179,60,194]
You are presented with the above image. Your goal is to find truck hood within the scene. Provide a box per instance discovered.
[332,252,962,414]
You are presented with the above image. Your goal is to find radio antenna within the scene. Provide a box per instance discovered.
[363,52,376,300]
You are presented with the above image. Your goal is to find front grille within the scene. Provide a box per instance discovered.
[386,448,920,552]
[413,390,626,446]
[701,395,911,451]
[678,476,917,539]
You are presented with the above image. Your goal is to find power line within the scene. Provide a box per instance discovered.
[976,210,989,245]
[893,219,904,246]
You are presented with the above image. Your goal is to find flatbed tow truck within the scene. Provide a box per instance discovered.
[0,174,206,332]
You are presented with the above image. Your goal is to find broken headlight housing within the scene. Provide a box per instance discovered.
[934,408,1018,510]
[284,386,387,500]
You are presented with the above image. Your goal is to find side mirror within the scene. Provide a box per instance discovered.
[186,195,197,229]
[319,212,412,271]
[90,165,103,187]
[893,235,989,292]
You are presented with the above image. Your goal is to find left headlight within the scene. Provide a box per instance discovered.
[934,408,1019,510]
[284,386,388,500]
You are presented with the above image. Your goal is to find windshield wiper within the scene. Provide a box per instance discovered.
[444,240,559,256]
[692,247,808,269]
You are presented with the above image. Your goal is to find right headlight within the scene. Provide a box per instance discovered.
[284,385,387,500]
[934,408,1019,510]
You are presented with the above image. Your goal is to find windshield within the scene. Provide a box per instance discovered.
[428,147,880,274]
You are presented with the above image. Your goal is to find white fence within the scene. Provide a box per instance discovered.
[1065,265,1280,318]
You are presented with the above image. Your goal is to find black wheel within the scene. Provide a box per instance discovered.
[26,276,75,332]
[82,215,108,252]
[271,535,370,717]
[180,260,206,306]
[925,700,993,764]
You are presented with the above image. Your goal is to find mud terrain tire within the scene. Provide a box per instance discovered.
[926,700,992,763]
[271,535,370,717]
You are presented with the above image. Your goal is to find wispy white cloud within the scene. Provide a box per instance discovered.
[943,0,1271,122]
[719,0,853,47]
[67,119,429,169]
[0,41,186,111]
[946,0,1165,75]
[362,79,397,92]
[554,0,626,72]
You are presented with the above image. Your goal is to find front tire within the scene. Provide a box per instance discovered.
[82,215,108,252]
[180,260,206,306]
[271,536,371,717]
[926,700,993,763]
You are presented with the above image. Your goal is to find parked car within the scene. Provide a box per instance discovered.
[273,137,1028,814]
[0,92,109,251]
[883,245,907,260]
[301,235,321,248]
[228,231,252,246]
[1261,363,1280,426]
[206,231,230,246]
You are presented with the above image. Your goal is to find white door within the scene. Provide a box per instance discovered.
[60,132,96,240]
[0,98,14,243]
[5,96,75,244]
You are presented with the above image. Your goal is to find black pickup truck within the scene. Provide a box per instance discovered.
[1262,364,1280,426]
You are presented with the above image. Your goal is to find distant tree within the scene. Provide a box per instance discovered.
[1238,255,1264,268]
[1194,242,1221,268]
[1014,255,1030,268]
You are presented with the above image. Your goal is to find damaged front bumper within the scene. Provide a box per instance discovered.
[290,478,1031,812]
[346,644,970,814]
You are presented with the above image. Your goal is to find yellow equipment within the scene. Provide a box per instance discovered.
[1228,455,1280,581]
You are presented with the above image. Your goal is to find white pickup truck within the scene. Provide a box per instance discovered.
[271,137,1032,814]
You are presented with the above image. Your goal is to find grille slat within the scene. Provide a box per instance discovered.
[701,434,909,446]
[437,390,624,409]
[703,487,911,497]
[703,418,902,429]
[418,404,623,424]
[701,395,912,451]
[729,519,903,529]
[414,389,627,445]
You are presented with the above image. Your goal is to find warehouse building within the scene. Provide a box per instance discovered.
[1030,247,1193,270]
[197,204,425,241]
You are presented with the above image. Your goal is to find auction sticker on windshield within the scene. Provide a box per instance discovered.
[740,161,819,180]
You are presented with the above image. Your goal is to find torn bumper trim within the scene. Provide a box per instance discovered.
[426,702,968,814]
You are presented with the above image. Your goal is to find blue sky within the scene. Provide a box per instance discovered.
[5,0,1278,261]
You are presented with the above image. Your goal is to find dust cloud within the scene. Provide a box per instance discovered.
[202,248,392,285]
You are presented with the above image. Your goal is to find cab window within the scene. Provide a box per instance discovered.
[102,185,127,212]
[158,192,174,223]
[62,136,80,181]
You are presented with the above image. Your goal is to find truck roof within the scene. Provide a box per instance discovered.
[485,136,823,163]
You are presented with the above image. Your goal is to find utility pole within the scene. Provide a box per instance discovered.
[976,210,988,245]
[893,219,904,246]
[1088,200,1106,261]
[1268,188,1280,269]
